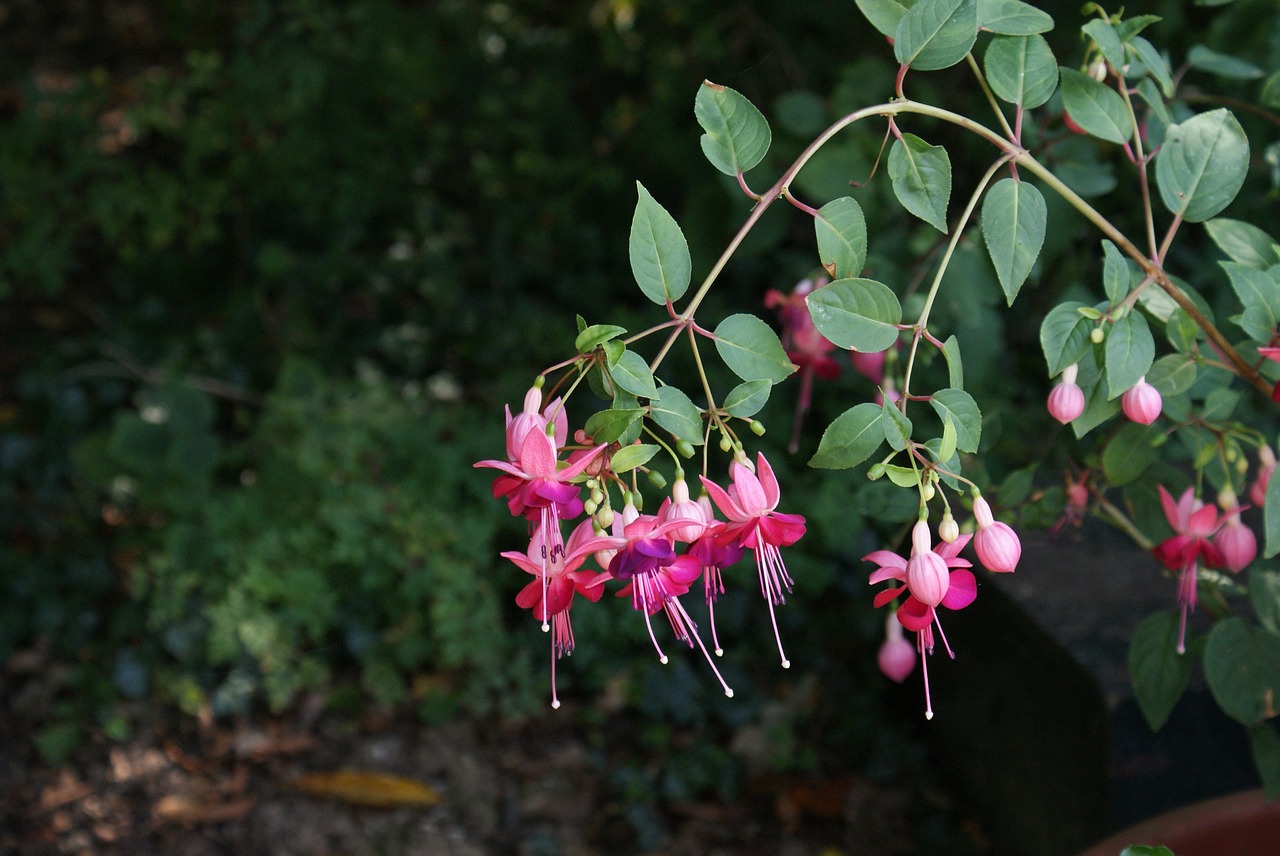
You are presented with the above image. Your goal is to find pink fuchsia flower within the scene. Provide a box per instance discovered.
[502,519,622,709]
[687,493,745,657]
[1153,485,1226,654]
[1251,446,1276,507]
[1047,363,1085,424]
[505,383,568,462]
[905,520,950,606]
[1121,377,1162,425]
[864,530,978,719]
[766,277,839,453]
[1213,490,1257,574]
[701,453,807,668]
[1259,347,1280,402]
[877,613,916,683]
[972,495,1021,573]
[657,476,708,544]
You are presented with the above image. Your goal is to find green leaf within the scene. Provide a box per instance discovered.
[1103,422,1158,485]
[1101,240,1129,305]
[928,388,981,453]
[882,401,914,451]
[1146,354,1196,396]
[1113,15,1162,41]
[724,380,771,418]
[649,386,704,445]
[1155,109,1250,223]
[1071,350,1120,438]
[1128,37,1174,100]
[575,323,628,354]
[609,350,659,399]
[981,178,1046,305]
[1081,19,1125,72]
[999,464,1037,505]
[1206,219,1280,269]
[984,34,1058,109]
[584,408,645,444]
[888,134,952,232]
[695,81,772,176]
[1105,312,1155,400]
[807,278,903,352]
[856,0,914,38]
[1204,617,1280,725]
[1128,611,1190,732]
[1188,44,1264,80]
[1058,67,1133,144]
[937,414,958,462]
[1120,847,1175,856]
[1039,301,1092,376]
[610,443,659,473]
[601,339,625,370]
[894,0,977,71]
[814,197,868,279]
[629,182,692,305]
[883,464,920,487]
[1221,262,1280,343]
[942,335,965,388]
[1251,567,1280,636]
[1250,723,1280,801]
[977,0,1052,35]
[1202,387,1241,421]
[809,403,886,469]
[1165,308,1199,353]
[713,314,796,383]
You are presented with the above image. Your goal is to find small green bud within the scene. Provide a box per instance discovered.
[1149,432,1168,448]
[596,507,615,530]
[676,440,695,459]
[632,491,643,512]
[922,482,936,501]
[1090,326,1105,344]
[719,434,733,452]
[938,512,959,543]
[533,375,545,389]
[1226,445,1239,463]
[584,498,599,516]
[868,463,886,480]
[590,487,604,505]
[647,470,667,489]
[749,420,766,436]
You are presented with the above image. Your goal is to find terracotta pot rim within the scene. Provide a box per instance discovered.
[1079,789,1280,856]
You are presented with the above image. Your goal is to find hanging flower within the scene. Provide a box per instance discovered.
[972,495,1021,574]
[1121,377,1162,425]
[1152,485,1226,654]
[1047,363,1085,424]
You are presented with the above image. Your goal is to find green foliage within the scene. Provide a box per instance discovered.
[1129,611,1190,732]
[630,182,692,306]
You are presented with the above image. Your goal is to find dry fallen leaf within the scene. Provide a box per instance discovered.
[291,770,443,808]
[153,794,255,825]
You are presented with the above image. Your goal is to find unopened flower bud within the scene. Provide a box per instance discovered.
[596,506,615,531]
[719,434,733,452]
[750,419,766,436]
[1253,446,1277,507]
[868,463,886,480]
[973,495,1021,573]
[922,482,936,501]
[661,476,708,543]
[1090,326,1105,344]
[584,498,599,516]
[938,512,959,543]
[1215,513,1257,574]
[1047,363,1085,424]
[906,520,949,607]
[877,614,916,683]
[676,440,695,459]
[1121,377,1162,425]
[646,470,666,489]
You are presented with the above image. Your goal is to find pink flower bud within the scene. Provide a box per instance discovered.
[906,521,949,607]
[877,616,916,683]
[1047,364,1085,424]
[973,495,1021,573]
[1215,513,1257,573]
[660,477,708,543]
[1252,446,1276,508]
[1121,377,1162,425]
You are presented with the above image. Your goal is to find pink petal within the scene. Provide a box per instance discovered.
[700,475,746,522]
[869,566,907,585]
[730,461,769,516]
[755,453,781,509]
[863,550,908,570]
[515,579,543,611]
[518,428,558,478]
[874,585,906,608]
[500,550,541,576]
[941,569,977,610]
[897,597,934,632]
[1157,485,1181,531]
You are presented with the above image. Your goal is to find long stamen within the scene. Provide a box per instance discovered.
[669,597,734,697]
[704,566,725,656]
[549,624,560,709]
[634,575,669,664]
[755,544,791,668]
[919,632,934,721]
[933,614,955,660]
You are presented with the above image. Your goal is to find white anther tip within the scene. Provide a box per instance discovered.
[781,659,791,669]
[925,710,934,721]
[551,699,561,710]
[714,648,724,657]
[659,655,669,665]
[725,689,734,698]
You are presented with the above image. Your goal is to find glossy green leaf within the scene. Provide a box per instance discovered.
[1128,37,1174,99]
[884,464,920,487]
[937,414,958,462]
[1146,354,1196,396]
[1268,457,1280,559]
[1165,308,1198,353]
[724,380,771,418]
[1071,351,1120,438]
[1058,67,1133,144]
[629,182,691,305]
[1128,610,1190,732]
[584,408,644,444]
[856,0,915,38]
[807,278,903,353]
[815,197,868,279]
[609,349,659,399]
[1105,312,1155,400]
[1120,846,1175,856]
[1040,301,1092,376]
[1221,262,1280,343]
[1202,387,1241,421]
[695,81,772,176]
[601,339,625,369]
[981,178,1046,305]
[1101,240,1129,305]
[888,134,952,232]
[1103,422,1158,485]
[882,401,913,451]
[713,314,796,383]
[1206,219,1280,270]
[649,386,704,445]
[977,0,1052,35]
[1204,617,1280,725]
[984,34,1058,108]
[929,388,981,453]
[1251,567,1280,636]
[575,323,628,354]
[1188,44,1264,80]
[1113,15,1162,40]
[1156,109,1250,223]
[1081,19,1125,71]
[810,402,885,469]
[942,335,965,388]
[610,443,659,473]
[1250,724,1280,801]
[894,0,977,71]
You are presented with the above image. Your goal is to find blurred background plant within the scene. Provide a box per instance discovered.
[3,0,1278,848]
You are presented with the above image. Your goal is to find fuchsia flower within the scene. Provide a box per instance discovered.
[504,384,568,462]
[1258,347,1280,402]
[877,613,916,683]
[864,523,977,719]
[1251,446,1276,507]
[1153,486,1226,654]
[1047,363,1085,424]
[1121,377,1162,425]
[1213,490,1257,574]
[766,277,838,452]
[502,519,622,708]
[701,453,807,668]
[688,493,745,657]
[972,495,1021,573]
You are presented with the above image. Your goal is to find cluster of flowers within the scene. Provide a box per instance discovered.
[1046,362,1162,426]
[864,496,1022,719]
[475,384,807,708]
